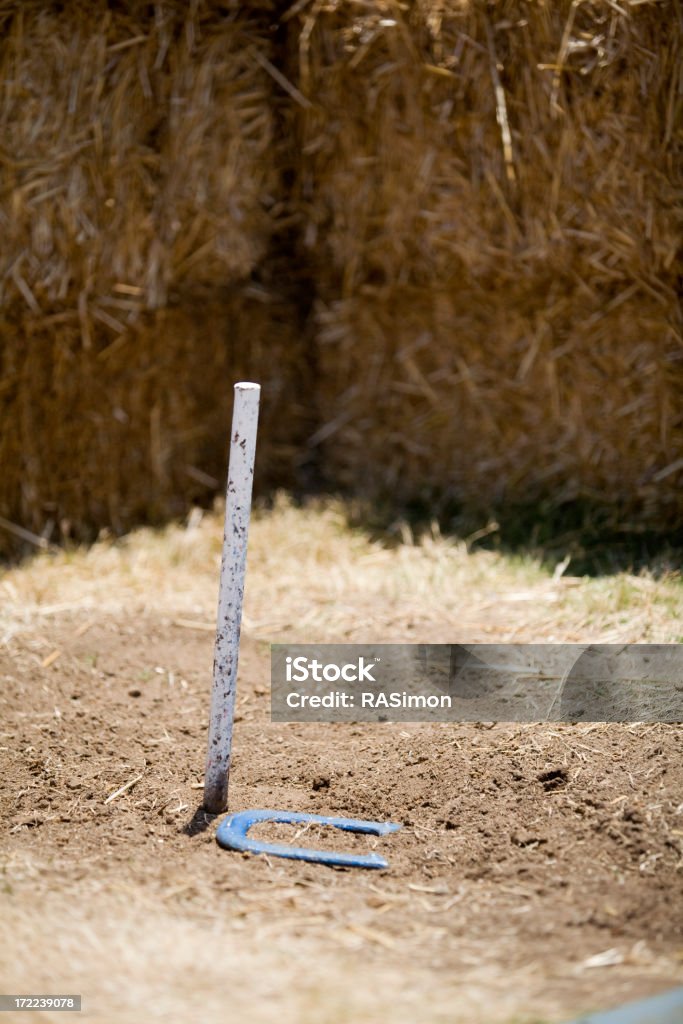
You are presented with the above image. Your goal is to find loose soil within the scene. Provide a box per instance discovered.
[1,610,683,1019]
[1,508,681,1023]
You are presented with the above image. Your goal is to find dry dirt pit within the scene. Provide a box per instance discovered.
[1,503,681,1023]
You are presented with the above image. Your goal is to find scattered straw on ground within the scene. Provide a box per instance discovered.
[1,496,681,645]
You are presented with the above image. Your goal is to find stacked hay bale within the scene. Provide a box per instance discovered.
[0,0,305,553]
[289,0,682,529]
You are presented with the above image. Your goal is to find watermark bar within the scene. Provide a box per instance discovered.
[271,644,683,723]
[0,996,81,1011]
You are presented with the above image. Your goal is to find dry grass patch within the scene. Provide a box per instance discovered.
[1,497,681,645]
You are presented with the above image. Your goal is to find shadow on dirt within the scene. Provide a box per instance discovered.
[183,805,217,838]
[330,491,683,579]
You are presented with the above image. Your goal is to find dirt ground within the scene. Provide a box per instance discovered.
[1,501,682,1023]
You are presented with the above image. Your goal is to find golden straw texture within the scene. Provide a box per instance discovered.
[0,288,307,553]
[0,1,279,315]
[290,0,682,527]
[0,1,306,555]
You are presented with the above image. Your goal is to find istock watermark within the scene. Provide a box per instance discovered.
[271,644,683,723]
[285,656,378,683]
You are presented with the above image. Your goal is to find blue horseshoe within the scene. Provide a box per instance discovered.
[564,985,683,1024]
[216,808,401,869]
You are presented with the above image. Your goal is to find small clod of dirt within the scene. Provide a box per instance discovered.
[511,832,548,849]
[537,768,568,790]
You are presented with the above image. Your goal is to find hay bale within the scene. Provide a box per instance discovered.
[290,0,683,528]
[0,0,278,317]
[0,285,307,555]
[0,1,310,556]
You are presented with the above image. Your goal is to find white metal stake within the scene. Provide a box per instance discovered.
[203,382,260,814]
